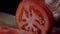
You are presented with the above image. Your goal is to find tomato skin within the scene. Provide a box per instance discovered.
[16,0,53,34]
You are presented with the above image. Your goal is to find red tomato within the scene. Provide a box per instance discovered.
[16,0,53,34]
[0,26,20,34]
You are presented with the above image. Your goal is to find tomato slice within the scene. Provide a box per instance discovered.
[16,0,53,34]
[0,26,20,34]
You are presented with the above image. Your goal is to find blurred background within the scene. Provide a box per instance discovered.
[0,0,22,15]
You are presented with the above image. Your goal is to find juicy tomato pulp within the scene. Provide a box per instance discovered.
[0,26,20,34]
[16,0,52,34]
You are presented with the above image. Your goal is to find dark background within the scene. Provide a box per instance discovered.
[0,0,60,28]
[0,0,22,15]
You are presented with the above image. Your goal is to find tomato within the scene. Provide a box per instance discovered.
[0,26,20,34]
[16,0,53,34]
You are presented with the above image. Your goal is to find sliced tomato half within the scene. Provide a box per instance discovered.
[16,0,53,34]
